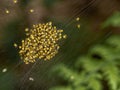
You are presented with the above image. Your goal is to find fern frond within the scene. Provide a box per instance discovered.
[78,56,103,72]
[102,12,120,28]
[87,74,102,90]
[89,45,113,61]
[102,62,119,90]
[52,64,78,83]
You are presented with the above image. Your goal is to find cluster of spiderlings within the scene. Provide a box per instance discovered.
[14,22,66,64]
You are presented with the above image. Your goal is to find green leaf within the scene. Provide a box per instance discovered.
[78,56,102,72]
[106,35,120,49]
[102,12,120,28]
[87,74,102,90]
[52,64,78,83]
[89,45,113,61]
[102,62,119,90]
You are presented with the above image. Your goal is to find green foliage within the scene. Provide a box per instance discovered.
[50,13,120,90]
[102,12,120,28]
[50,35,120,90]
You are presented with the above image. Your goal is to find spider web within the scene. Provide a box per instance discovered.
[0,0,112,90]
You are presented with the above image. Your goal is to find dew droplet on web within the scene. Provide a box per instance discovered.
[2,68,7,73]
[29,77,34,81]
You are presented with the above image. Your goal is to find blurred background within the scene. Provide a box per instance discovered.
[0,0,120,90]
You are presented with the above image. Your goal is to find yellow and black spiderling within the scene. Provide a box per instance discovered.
[14,22,66,64]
